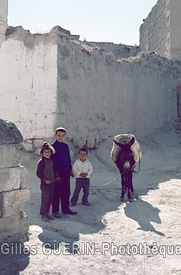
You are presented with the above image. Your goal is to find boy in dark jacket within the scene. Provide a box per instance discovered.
[36,142,55,222]
[51,127,77,217]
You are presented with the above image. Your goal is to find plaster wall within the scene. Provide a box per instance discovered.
[0,0,8,43]
[0,30,181,151]
[56,38,181,148]
[0,37,58,140]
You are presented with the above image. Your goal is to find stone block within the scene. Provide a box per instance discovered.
[35,137,55,148]
[32,138,45,149]
[0,144,21,169]
[20,166,29,189]
[0,119,23,145]
[34,148,41,155]
[0,189,30,218]
[0,167,21,192]
[22,139,34,152]
[86,137,96,149]
[0,211,29,242]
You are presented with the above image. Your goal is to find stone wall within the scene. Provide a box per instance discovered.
[139,0,169,57]
[169,0,181,59]
[0,119,29,242]
[139,0,181,60]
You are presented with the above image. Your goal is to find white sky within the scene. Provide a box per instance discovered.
[8,0,158,46]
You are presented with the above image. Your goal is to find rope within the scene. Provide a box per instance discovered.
[100,154,142,187]
[101,175,120,186]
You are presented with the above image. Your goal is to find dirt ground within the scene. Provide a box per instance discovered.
[0,124,181,275]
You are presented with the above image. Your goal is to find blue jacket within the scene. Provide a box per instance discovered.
[51,140,72,171]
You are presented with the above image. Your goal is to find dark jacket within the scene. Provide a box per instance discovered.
[51,140,72,171]
[36,157,55,185]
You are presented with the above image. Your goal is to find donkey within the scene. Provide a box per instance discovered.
[113,137,136,201]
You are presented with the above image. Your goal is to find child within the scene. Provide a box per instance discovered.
[36,142,55,222]
[70,148,93,206]
[51,127,77,217]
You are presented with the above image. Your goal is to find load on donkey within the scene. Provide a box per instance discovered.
[111,134,142,201]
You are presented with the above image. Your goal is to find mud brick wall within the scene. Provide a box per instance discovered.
[0,29,181,151]
[139,0,181,60]
[0,119,29,241]
[139,0,168,57]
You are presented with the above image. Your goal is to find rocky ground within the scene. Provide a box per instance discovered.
[0,124,181,275]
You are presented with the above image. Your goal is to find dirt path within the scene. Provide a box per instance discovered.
[0,126,181,275]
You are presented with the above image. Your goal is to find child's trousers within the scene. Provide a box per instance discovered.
[52,166,71,214]
[40,183,54,215]
[71,178,90,205]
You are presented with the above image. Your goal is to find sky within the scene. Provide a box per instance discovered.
[8,0,158,46]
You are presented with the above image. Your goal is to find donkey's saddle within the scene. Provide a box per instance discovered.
[111,134,142,169]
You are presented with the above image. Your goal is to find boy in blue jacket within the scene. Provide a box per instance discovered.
[51,127,77,217]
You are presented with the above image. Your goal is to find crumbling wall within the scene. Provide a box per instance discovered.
[0,27,181,151]
[0,119,29,242]
[82,41,139,60]
[56,37,181,148]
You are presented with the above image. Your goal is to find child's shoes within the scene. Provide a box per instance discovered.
[41,215,50,222]
[83,202,90,206]
[46,214,55,220]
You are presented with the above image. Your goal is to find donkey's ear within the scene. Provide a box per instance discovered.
[113,139,123,148]
[128,137,135,147]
